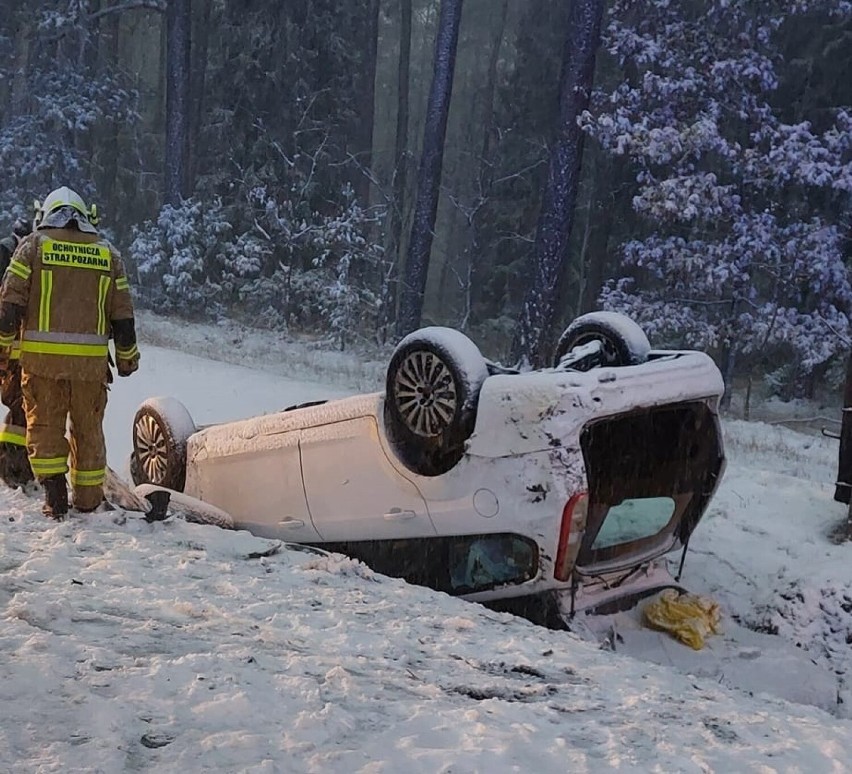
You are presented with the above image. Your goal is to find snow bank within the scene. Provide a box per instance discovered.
[1,497,851,772]
[674,418,852,716]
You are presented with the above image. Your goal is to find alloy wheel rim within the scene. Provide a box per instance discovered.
[134,414,169,483]
[394,350,458,437]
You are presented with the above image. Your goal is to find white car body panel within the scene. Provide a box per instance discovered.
[300,416,436,540]
[187,419,321,541]
[467,351,723,458]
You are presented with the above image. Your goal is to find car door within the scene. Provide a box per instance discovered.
[300,415,436,541]
[191,425,322,542]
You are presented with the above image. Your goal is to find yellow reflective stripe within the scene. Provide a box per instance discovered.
[70,468,106,486]
[0,426,27,446]
[10,342,20,360]
[39,270,52,332]
[115,344,139,360]
[97,275,111,336]
[8,260,30,280]
[71,472,106,484]
[115,277,130,291]
[20,340,108,357]
[0,332,15,347]
[30,456,68,475]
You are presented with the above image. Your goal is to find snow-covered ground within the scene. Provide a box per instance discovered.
[586,419,852,718]
[2,313,852,771]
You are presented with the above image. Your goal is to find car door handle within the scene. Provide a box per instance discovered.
[383,508,417,521]
[278,518,305,529]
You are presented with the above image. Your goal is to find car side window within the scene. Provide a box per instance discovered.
[316,533,538,595]
[449,535,537,593]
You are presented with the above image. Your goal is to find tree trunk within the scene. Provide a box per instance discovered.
[719,342,736,410]
[189,0,211,191]
[512,0,605,367]
[380,0,413,337]
[165,0,192,205]
[99,8,123,210]
[11,20,31,117]
[397,0,464,338]
[354,0,381,205]
[466,0,509,329]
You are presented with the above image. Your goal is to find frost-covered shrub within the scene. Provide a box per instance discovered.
[584,0,852,388]
[129,187,384,348]
[234,183,384,348]
[129,199,234,316]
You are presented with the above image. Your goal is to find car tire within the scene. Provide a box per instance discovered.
[385,326,489,476]
[131,397,196,491]
[554,311,651,368]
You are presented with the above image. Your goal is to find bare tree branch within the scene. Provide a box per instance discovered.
[89,1,165,22]
[819,314,852,348]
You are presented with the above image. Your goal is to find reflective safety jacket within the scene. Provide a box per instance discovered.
[0,235,16,270]
[0,227,137,382]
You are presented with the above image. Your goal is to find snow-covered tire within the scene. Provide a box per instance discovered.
[385,326,488,476]
[131,397,196,491]
[554,312,651,369]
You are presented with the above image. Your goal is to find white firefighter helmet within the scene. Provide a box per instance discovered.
[37,186,98,234]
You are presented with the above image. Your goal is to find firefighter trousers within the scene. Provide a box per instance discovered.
[0,361,33,486]
[21,371,108,511]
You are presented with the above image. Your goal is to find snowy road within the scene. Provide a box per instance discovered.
[103,344,351,472]
[1,332,852,771]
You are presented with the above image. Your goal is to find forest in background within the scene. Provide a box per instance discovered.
[0,0,850,402]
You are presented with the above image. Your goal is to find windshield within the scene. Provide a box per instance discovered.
[577,401,724,571]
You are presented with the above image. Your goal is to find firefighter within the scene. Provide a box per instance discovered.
[0,217,32,269]
[0,187,139,518]
[0,217,34,487]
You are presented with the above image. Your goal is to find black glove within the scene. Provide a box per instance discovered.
[117,355,139,377]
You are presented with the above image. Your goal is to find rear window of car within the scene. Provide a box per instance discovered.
[590,496,677,550]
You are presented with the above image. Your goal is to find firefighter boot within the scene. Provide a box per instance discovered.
[0,444,35,488]
[42,474,69,520]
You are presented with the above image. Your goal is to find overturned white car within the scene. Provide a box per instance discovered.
[128,312,726,625]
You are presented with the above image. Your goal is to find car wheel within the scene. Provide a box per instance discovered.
[385,326,489,476]
[554,311,651,368]
[131,397,196,491]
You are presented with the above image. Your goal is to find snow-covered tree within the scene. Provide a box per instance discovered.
[130,184,384,349]
[129,199,234,316]
[583,0,852,395]
[0,2,139,227]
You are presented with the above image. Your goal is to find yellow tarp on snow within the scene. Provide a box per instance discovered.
[642,588,722,650]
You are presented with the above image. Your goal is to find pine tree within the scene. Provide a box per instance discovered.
[584,0,852,396]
